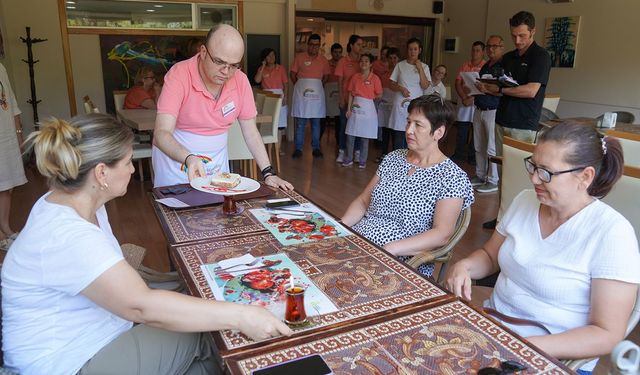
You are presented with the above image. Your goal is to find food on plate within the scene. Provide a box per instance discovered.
[210,172,241,188]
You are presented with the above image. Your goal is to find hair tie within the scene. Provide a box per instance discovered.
[601,136,607,155]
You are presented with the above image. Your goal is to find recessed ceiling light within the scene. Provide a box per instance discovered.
[154,4,163,7]
[146,9,155,12]
[307,18,314,21]
[66,1,76,4]
[67,6,76,9]
[202,11,210,14]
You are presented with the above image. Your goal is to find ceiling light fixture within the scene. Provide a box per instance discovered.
[146,9,155,12]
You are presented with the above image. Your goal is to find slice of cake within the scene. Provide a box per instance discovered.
[210,172,241,188]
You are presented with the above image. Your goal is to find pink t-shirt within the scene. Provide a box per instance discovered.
[260,64,288,90]
[124,86,155,109]
[335,56,360,104]
[157,55,257,136]
[456,60,486,81]
[348,72,382,100]
[290,52,330,80]
[371,59,389,80]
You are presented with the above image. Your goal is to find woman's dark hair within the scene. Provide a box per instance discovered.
[407,94,455,136]
[537,122,624,198]
[387,47,400,57]
[406,37,423,50]
[360,53,374,64]
[260,48,275,63]
[346,34,362,53]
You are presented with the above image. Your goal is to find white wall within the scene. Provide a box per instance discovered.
[0,0,70,133]
[69,34,106,114]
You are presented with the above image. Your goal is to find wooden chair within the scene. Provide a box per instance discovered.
[227,120,258,179]
[406,206,471,284]
[606,130,640,168]
[259,92,282,173]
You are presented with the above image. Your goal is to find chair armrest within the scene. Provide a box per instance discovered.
[489,155,503,166]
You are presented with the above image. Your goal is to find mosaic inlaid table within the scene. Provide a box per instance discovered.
[170,233,452,357]
[225,300,573,374]
[151,185,308,245]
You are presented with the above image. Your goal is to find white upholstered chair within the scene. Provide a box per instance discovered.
[259,93,282,173]
[607,130,640,168]
[496,137,535,220]
[227,120,257,179]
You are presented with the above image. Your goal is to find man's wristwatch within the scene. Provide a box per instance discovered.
[261,165,276,180]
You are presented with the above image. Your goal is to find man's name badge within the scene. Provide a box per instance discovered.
[222,101,236,117]
[304,61,312,66]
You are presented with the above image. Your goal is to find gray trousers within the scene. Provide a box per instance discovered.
[79,325,221,375]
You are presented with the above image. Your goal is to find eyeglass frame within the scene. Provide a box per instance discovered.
[486,44,504,49]
[523,156,587,183]
[204,46,242,72]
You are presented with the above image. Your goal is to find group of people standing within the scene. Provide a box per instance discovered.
[253,33,450,169]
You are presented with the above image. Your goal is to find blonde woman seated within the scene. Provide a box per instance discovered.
[446,123,640,374]
[124,66,162,109]
[1,114,291,375]
[342,95,474,277]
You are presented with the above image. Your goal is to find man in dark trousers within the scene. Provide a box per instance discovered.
[478,10,551,228]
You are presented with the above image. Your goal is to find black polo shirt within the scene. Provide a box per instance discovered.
[475,60,503,111]
[496,41,551,131]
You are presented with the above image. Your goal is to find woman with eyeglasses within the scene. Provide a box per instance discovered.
[342,95,474,278]
[446,122,639,374]
[123,66,161,109]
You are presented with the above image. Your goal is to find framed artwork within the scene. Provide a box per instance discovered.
[544,16,580,68]
[99,34,204,113]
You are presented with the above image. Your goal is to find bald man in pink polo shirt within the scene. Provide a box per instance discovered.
[152,24,292,190]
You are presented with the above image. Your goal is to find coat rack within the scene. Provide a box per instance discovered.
[20,26,47,124]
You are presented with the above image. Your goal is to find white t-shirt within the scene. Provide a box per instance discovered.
[388,60,432,131]
[1,193,133,375]
[424,81,446,99]
[487,190,640,370]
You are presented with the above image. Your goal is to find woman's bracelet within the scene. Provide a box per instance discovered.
[181,153,196,172]
[261,165,277,180]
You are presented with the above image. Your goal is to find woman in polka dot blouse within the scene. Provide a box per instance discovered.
[342,94,474,277]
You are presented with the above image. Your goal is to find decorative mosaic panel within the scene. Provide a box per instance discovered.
[171,234,448,353]
[228,301,572,375]
[153,189,308,244]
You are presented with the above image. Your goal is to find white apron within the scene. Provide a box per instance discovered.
[376,87,394,128]
[152,129,229,187]
[324,81,340,117]
[388,61,430,132]
[264,88,288,129]
[345,96,378,139]
[291,78,326,118]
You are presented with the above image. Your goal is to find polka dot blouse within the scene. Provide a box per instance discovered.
[352,149,474,277]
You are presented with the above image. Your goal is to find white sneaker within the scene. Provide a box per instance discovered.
[476,182,499,193]
[354,150,361,163]
[336,149,345,163]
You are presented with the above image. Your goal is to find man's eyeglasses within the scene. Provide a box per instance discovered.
[486,44,504,49]
[204,46,242,71]
[524,156,586,183]
[478,360,527,375]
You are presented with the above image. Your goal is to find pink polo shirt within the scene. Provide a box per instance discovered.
[290,52,330,80]
[260,64,288,90]
[157,55,257,136]
[335,56,360,104]
[348,72,382,100]
[456,60,486,81]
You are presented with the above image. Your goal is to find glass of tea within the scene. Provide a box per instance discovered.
[284,286,307,325]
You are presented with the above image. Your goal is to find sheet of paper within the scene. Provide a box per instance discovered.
[155,198,190,208]
[217,253,257,270]
[461,72,483,96]
[201,253,338,317]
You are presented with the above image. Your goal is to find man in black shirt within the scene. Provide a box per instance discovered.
[477,10,551,229]
[481,11,551,151]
